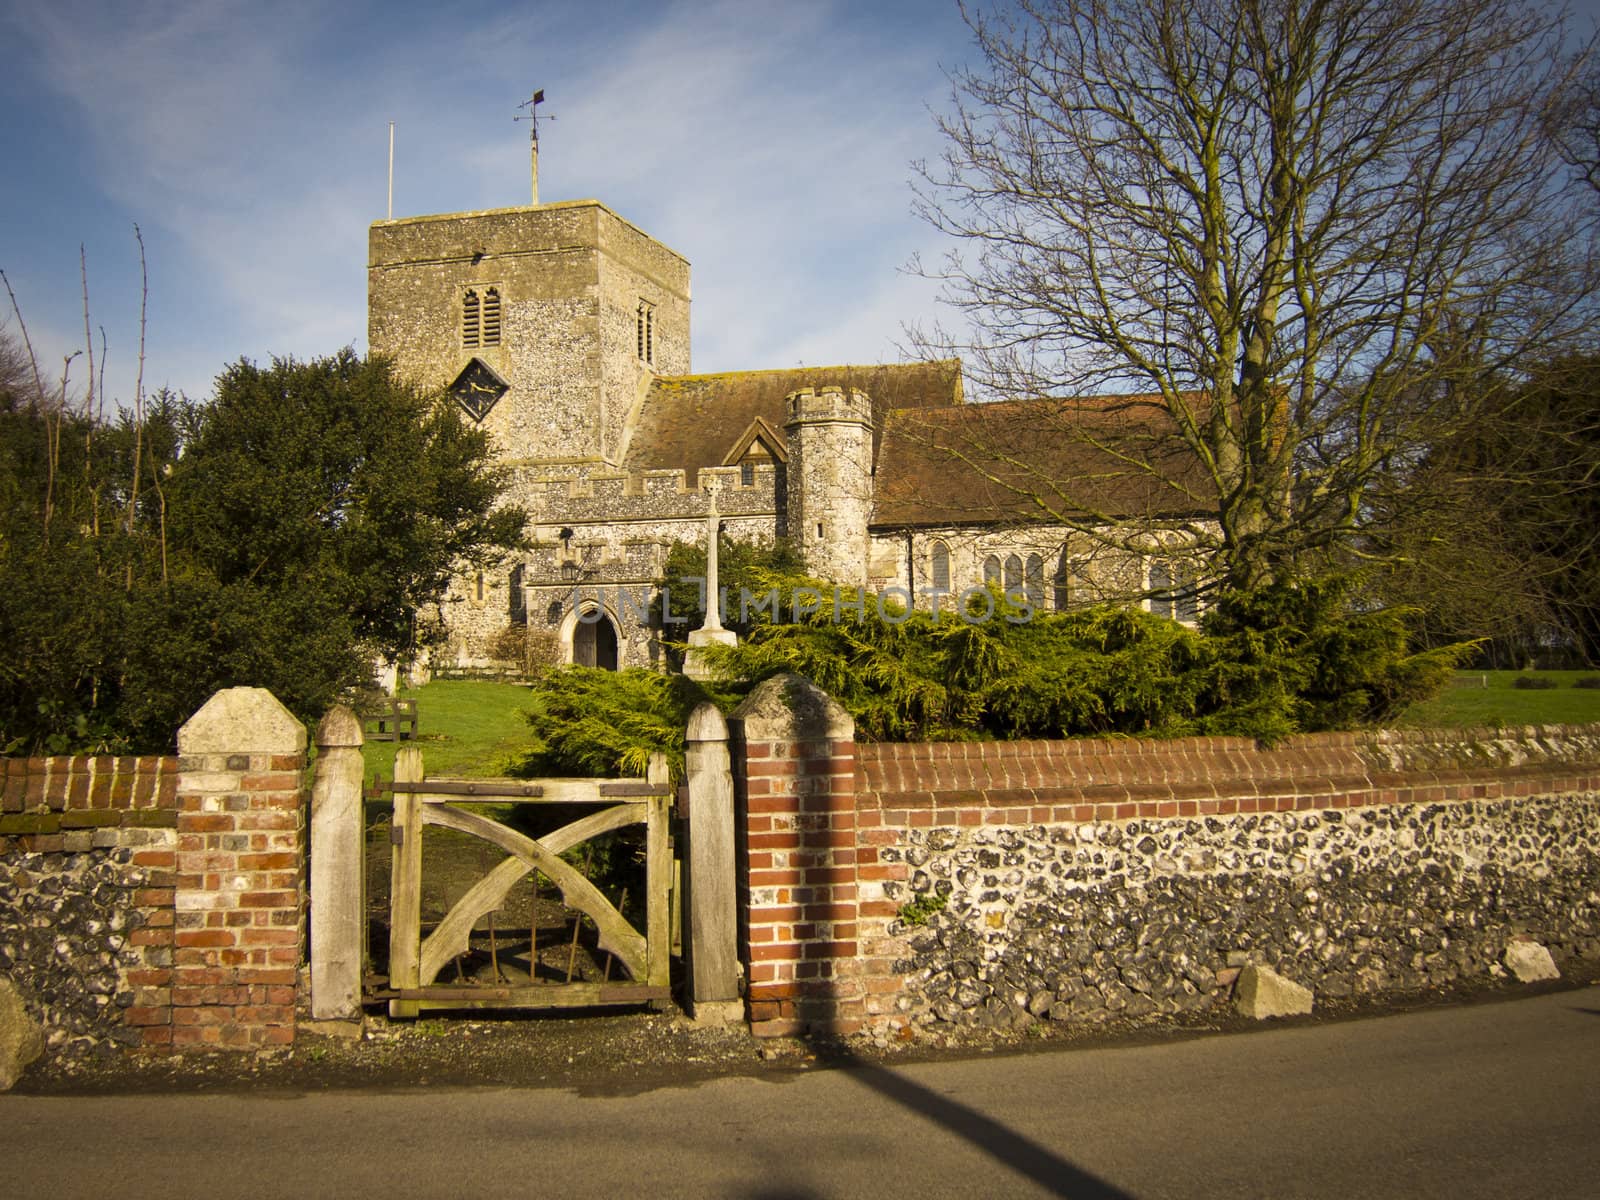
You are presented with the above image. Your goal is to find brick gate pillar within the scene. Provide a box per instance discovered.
[729,674,862,1037]
[173,688,307,1048]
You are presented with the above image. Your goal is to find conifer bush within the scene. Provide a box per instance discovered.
[508,542,1466,780]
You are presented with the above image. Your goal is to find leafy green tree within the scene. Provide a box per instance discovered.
[0,347,526,752]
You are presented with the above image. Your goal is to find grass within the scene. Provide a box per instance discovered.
[356,669,1600,792]
[360,679,536,785]
[1395,670,1600,730]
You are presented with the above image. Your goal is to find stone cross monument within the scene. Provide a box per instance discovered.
[684,488,737,680]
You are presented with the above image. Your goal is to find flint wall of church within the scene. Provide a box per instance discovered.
[867,525,1217,620]
[595,214,690,464]
[439,462,784,669]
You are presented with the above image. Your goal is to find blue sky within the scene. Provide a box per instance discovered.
[0,0,976,408]
[4,2,1598,411]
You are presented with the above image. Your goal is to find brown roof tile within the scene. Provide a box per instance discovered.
[623,360,962,473]
[872,394,1216,528]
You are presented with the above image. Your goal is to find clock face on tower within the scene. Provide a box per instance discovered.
[449,358,510,422]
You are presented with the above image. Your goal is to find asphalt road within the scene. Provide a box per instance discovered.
[4,986,1598,1200]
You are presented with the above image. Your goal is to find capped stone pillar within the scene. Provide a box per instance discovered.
[175,687,308,1049]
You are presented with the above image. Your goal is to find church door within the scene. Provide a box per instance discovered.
[572,613,620,670]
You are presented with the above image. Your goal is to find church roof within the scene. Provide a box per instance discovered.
[623,360,962,474]
[871,393,1215,529]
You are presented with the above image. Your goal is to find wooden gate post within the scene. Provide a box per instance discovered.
[684,703,741,1022]
[309,706,364,1025]
[387,746,424,1018]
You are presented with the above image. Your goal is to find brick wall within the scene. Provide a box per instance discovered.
[730,675,864,1037]
[729,677,1600,1039]
[170,687,308,1049]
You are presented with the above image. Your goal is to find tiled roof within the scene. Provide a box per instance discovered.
[623,360,962,473]
[872,394,1215,528]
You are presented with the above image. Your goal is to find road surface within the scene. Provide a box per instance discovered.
[4,985,1598,1199]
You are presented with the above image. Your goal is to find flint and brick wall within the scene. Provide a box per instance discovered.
[0,756,178,1060]
[732,679,1600,1040]
[0,687,311,1061]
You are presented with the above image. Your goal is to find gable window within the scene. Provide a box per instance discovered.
[637,300,655,364]
[931,540,951,592]
[740,461,755,487]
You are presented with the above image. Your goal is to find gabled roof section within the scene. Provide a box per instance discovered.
[623,360,962,473]
[720,416,788,465]
[872,393,1216,528]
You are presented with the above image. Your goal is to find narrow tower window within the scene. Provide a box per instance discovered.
[462,289,481,348]
[637,300,655,364]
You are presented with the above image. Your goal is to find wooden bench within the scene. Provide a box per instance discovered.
[363,698,418,742]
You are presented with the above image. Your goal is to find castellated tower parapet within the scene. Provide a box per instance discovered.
[783,386,874,586]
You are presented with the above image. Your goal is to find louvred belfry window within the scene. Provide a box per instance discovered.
[462,289,481,348]
[481,287,501,345]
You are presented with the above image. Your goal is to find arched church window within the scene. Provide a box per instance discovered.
[1004,554,1023,596]
[983,555,1002,588]
[931,541,951,591]
[1025,553,1045,608]
[508,563,526,625]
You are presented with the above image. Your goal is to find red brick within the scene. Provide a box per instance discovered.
[748,942,801,961]
[177,929,236,949]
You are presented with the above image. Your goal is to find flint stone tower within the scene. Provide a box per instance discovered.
[784,386,874,585]
[368,201,690,468]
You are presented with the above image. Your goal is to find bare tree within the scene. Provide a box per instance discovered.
[911,0,1596,594]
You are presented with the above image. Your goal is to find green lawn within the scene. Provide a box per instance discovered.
[360,679,536,785]
[356,669,1600,790]
[1396,670,1600,730]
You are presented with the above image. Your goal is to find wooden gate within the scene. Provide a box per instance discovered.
[375,747,673,1017]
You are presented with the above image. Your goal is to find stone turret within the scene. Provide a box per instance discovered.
[783,386,874,586]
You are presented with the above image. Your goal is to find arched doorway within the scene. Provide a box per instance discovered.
[571,610,619,670]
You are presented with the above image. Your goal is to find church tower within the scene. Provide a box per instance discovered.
[784,386,875,586]
[368,199,690,468]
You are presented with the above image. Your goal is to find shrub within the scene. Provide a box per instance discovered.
[1513,675,1560,689]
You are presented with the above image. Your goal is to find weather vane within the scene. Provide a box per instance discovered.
[515,89,553,205]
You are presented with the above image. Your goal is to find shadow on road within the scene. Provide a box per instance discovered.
[829,1048,1136,1199]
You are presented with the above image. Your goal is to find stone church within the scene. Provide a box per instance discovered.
[368,158,1205,673]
